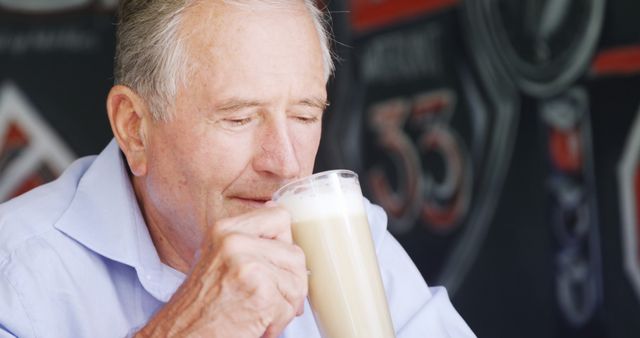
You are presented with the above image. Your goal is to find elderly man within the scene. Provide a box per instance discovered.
[0,1,476,337]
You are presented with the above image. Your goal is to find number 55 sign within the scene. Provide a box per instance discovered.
[358,70,518,291]
[367,90,471,234]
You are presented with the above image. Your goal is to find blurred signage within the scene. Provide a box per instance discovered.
[0,82,74,201]
[0,0,116,12]
[350,0,458,33]
[0,0,115,173]
[591,46,640,77]
[462,0,605,98]
[618,104,640,303]
[541,88,603,334]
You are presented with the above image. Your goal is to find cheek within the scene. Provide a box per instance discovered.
[145,130,199,203]
[145,121,222,203]
[201,132,256,187]
[294,125,322,173]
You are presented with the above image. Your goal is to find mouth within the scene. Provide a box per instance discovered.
[229,196,271,208]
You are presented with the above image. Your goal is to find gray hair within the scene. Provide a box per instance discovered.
[114,0,334,121]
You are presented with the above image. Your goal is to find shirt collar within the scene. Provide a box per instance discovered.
[54,139,185,301]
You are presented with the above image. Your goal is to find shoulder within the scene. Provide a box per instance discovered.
[0,155,95,262]
[364,198,389,249]
[363,199,426,287]
[0,154,110,338]
[362,200,476,337]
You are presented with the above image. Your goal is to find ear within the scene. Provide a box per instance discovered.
[106,85,151,177]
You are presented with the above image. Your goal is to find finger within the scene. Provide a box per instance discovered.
[228,239,303,338]
[254,205,292,243]
[218,235,306,338]
[261,239,307,275]
[261,296,298,338]
[221,234,308,307]
[215,206,293,243]
[296,298,305,316]
[255,239,308,312]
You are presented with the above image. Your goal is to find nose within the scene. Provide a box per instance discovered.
[253,116,301,179]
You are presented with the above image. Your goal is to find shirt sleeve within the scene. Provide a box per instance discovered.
[365,201,477,338]
[0,270,35,338]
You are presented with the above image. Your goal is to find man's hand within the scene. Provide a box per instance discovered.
[135,205,307,338]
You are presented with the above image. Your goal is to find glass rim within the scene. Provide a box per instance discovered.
[272,169,358,201]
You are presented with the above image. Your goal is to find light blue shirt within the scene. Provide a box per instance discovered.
[0,140,475,338]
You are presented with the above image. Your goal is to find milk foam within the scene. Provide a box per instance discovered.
[274,176,365,222]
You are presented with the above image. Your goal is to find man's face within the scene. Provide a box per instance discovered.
[137,2,326,253]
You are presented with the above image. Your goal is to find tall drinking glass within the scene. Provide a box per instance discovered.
[272,170,395,338]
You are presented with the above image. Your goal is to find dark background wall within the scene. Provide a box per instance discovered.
[1,1,639,337]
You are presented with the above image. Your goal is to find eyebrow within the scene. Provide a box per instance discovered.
[295,97,330,110]
[215,99,265,113]
[214,97,329,114]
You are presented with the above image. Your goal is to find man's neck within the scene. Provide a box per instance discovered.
[131,176,194,273]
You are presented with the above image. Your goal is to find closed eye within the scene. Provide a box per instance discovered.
[223,117,253,127]
[294,115,320,124]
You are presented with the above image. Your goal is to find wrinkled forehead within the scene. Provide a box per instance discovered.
[172,0,326,103]
[179,1,322,72]
[181,0,312,33]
